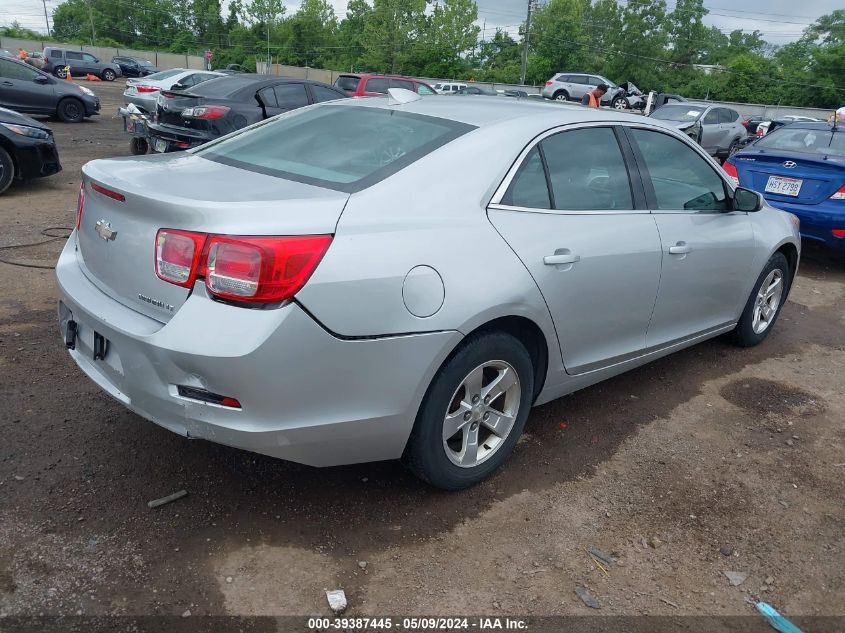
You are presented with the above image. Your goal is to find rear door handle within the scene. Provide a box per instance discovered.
[1,81,12,86]
[669,242,692,255]
[544,253,581,265]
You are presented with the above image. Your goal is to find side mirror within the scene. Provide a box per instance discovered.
[34,75,50,84]
[733,187,763,212]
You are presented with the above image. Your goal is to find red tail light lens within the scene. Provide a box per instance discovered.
[155,229,207,287]
[545,81,553,86]
[830,185,845,200]
[181,105,230,119]
[136,85,159,93]
[75,183,84,230]
[832,229,845,237]
[91,181,125,202]
[154,231,332,304]
[205,235,333,303]
[722,161,739,187]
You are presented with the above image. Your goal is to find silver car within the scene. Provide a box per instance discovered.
[57,93,800,490]
[650,102,747,159]
[541,72,626,108]
[123,68,225,113]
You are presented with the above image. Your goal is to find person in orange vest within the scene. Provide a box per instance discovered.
[581,83,608,108]
[18,48,27,60]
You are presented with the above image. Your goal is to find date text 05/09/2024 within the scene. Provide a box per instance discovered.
[307,617,529,630]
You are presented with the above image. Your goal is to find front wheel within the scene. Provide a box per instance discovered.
[612,96,629,110]
[101,68,116,81]
[57,97,84,123]
[403,331,534,490]
[733,252,790,347]
[0,146,14,195]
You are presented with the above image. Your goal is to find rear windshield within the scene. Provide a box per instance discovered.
[755,127,845,157]
[651,105,705,122]
[145,69,183,81]
[334,75,360,91]
[197,104,475,192]
[188,76,252,97]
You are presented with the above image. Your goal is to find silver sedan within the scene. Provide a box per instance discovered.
[57,92,800,489]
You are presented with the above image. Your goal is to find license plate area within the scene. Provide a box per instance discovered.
[152,138,168,153]
[61,304,125,380]
[765,175,802,197]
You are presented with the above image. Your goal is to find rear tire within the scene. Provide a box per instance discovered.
[101,68,116,81]
[54,66,68,79]
[0,146,14,195]
[733,252,790,347]
[554,90,569,102]
[57,97,84,123]
[403,331,534,490]
[612,95,628,110]
[130,137,148,155]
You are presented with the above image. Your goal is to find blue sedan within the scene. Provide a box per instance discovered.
[725,122,845,252]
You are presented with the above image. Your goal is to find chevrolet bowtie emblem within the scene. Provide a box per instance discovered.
[95,220,117,241]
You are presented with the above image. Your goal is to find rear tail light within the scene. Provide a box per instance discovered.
[155,229,207,287]
[830,185,845,200]
[91,181,125,202]
[154,230,332,304]
[832,229,845,237]
[136,85,159,93]
[545,81,553,86]
[75,183,85,230]
[722,161,740,187]
[181,105,230,119]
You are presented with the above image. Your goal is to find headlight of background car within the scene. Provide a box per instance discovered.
[79,86,95,96]
[0,122,50,140]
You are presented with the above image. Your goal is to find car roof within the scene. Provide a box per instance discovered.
[330,94,678,134]
[339,73,424,81]
[773,121,836,131]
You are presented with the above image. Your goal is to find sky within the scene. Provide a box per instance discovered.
[0,0,839,47]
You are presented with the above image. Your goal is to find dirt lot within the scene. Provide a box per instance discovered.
[0,82,843,627]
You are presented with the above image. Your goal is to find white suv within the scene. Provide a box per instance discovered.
[433,82,467,94]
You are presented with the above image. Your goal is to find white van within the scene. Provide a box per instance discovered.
[433,82,468,94]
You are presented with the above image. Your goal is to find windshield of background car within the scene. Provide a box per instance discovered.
[755,127,845,157]
[145,69,183,81]
[197,105,476,192]
[651,105,705,122]
[139,60,155,67]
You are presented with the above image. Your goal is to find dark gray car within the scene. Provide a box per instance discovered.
[0,56,101,122]
[42,47,121,81]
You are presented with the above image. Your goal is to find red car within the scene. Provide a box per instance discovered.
[333,74,437,97]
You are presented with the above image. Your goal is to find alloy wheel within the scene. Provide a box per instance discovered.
[752,269,784,334]
[442,360,521,468]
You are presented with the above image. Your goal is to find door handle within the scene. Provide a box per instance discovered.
[668,242,692,255]
[1,81,12,86]
[544,253,581,266]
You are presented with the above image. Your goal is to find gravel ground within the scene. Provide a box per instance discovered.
[0,82,843,627]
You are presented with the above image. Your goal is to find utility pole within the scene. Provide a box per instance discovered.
[42,0,51,38]
[85,0,96,45]
[519,0,532,85]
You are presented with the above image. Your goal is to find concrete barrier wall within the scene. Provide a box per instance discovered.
[0,36,204,71]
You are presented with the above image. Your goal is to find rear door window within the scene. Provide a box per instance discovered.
[274,83,309,109]
[720,108,739,123]
[65,51,83,61]
[391,79,414,91]
[703,109,719,125]
[0,58,39,80]
[417,84,435,95]
[258,86,278,107]
[540,127,633,211]
[365,78,389,94]
[501,146,550,209]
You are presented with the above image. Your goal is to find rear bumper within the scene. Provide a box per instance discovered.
[147,122,214,151]
[55,235,460,466]
[763,198,845,251]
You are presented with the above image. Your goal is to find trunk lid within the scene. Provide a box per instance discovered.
[733,150,845,205]
[155,90,209,129]
[77,152,348,322]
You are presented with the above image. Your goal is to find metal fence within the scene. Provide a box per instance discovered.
[0,36,205,71]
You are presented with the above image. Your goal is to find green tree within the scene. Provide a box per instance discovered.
[668,0,707,65]
[605,0,668,87]
[333,0,371,71]
[527,0,589,84]
[360,0,426,73]
[408,0,479,78]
